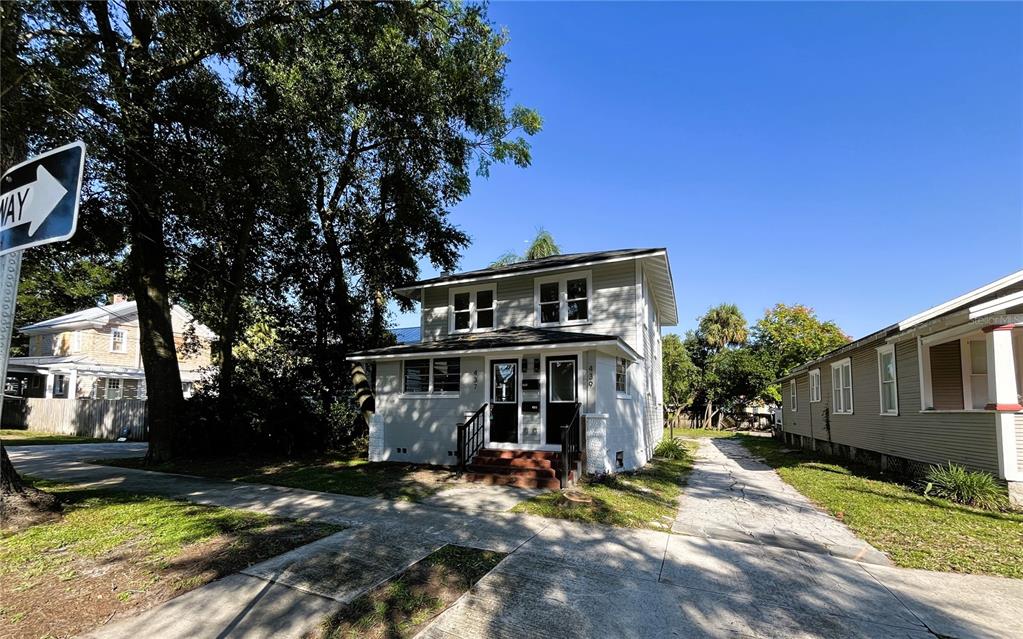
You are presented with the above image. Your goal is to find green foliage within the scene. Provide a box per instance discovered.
[490,227,560,267]
[653,437,689,460]
[751,303,850,379]
[662,334,699,410]
[698,303,748,350]
[705,347,777,411]
[923,463,1007,510]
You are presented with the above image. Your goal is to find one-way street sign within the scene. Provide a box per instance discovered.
[0,141,86,256]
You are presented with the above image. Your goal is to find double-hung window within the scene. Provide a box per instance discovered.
[790,379,798,411]
[615,358,630,397]
[449,286,496,333]
[808,369,821,403]
[110,328,127,353]
[831,358,853,414]
[535,272,591,326]
[877,345,898,415]
[403,358,461,395]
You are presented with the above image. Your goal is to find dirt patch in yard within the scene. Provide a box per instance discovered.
[0,484,341,639]
[314,545,505,639]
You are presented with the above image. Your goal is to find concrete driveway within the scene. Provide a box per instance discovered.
[7,443,1023,639]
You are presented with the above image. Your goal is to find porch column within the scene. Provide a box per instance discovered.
[67,369,78,399]
[43,372,54,398]
[984,324,1021,483]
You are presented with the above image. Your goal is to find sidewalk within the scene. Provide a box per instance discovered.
[8,443,1023,639]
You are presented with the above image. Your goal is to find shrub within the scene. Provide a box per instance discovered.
[654,437,688,460]
[923,463,1006,510]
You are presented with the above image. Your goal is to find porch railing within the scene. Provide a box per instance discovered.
[560,402,583,488]
[457,403,488,470]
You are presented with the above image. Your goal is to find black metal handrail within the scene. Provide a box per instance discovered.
[560,402,582,488]
[457,403,488,470]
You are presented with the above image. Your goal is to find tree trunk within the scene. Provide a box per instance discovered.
[124,117,184,463]
[1,445,24,495]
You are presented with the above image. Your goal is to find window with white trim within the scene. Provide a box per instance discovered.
[54,374,67,397]
[534,272,591,326]
[790,379,797,411]
[449,285,496,333]
[615,358,630,396]
[70,331,82,353]
[106,378,123,400]
[830,358,853,414]
[809,369,821,403]
[110,328,127,353]
[402,358,461,395]
[877,345,898,415]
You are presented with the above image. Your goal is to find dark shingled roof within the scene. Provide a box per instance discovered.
[394,248,665,292]
[349,326,622,358]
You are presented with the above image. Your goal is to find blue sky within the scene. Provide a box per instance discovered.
[391,1,1023,339]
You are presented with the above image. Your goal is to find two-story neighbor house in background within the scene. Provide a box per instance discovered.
[778,270,1023,507]
[348,248,676,489]
[5,295,216,401]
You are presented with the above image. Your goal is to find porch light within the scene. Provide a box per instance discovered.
[522,357,529,370]
[533,358,540,373]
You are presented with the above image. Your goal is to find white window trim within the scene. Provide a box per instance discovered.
[534,271,593,327]
[790,379,797,412]
[401,357,462,397]
[110,328,127,353]
[106,377,123,400]
[448,284,497,334]
[876,344,899,416]
[830,357,854,415]
[616,357,631,399]
[809,369,821,403]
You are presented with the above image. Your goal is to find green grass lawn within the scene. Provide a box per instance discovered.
[99,452,463,502]
[511,452,693,530]
[318,545,504,639]
[1,479,341,637]
[665,427,749,439]
[735,435,1023,578]
[1,429,108,446]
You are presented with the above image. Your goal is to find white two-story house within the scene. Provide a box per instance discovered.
[348,248,677,488]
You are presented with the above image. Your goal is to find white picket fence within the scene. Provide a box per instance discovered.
[2,398,147,440]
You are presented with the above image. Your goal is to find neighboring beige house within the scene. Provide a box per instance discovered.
[778,270,1023,507]
[6,296,216,401]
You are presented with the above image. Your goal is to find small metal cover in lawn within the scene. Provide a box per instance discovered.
[0,141,86,255]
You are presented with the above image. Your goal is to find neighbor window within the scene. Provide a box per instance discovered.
[615,358,630,396]
[403,358,461,395]
[809,369,821,403]
[110,328,127,353]
[877,345,898,415]
[790,379,797,411]
[70,331,82,353]
[106,378,122,400]
[968,339,988,410]
[535,272,591,326]
[449,286,496,333]
[53,374,67,397]
[831,358,853,414]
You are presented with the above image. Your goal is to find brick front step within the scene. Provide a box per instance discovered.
[465,464,557,479]
[469,456,555,470]
[463,471,570,490]
[472,449,561,461]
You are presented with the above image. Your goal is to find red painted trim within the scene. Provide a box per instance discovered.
[982,324,1015,333]
[985,403,1023,411]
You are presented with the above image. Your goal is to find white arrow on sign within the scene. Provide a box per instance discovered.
[0,165,69,236]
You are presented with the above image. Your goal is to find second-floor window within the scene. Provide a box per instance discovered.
[449,286,496,333]
[535,272,591,326]
[110,328,127,353]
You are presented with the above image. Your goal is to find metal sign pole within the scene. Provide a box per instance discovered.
[0,250,23,427]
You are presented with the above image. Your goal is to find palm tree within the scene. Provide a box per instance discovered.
[490,228,561,267]
[697,303,748,427]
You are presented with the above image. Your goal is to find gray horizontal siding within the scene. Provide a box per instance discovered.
[782,337,999,474]
[417,259,639,351]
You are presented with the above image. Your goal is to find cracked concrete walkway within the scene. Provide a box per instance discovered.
[674,437,889,564]
[7,443,1023,639]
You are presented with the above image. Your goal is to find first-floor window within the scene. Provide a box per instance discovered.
[403,358,460,395]
[615,358,630,395]
[53,374,67,397]
[432,358,461,393]
[831,359,853,414]
[106,378,123,400]
[877,345,898,415]
[790,379,797,411]
[809,369,821,403]
[403,360,430,393]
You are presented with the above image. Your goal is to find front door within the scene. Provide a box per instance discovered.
[545,355,578,446]
[490,359,519,444]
